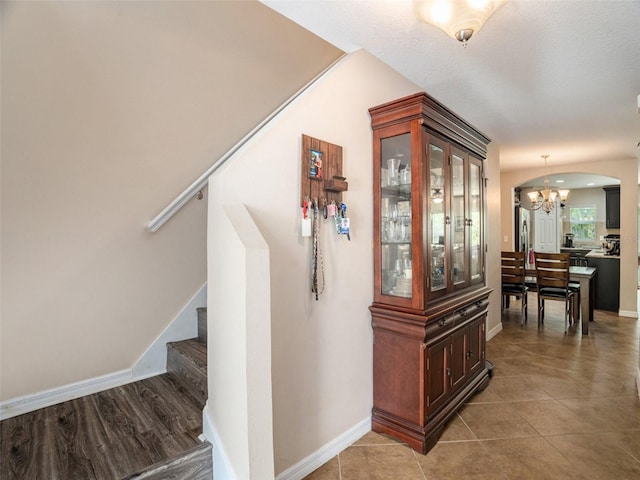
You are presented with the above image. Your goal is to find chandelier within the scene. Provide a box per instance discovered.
[413,0,508,46]
[527,155,570,214]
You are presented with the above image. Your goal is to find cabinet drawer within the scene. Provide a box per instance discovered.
[425,298,488,338]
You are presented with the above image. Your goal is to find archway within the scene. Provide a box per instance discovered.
[513,172,620,254]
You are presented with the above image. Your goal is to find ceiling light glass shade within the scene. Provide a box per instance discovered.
[413,0,508,45]
[527,155,570,214]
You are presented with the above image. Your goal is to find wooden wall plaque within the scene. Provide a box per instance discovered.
[301,134,347,206]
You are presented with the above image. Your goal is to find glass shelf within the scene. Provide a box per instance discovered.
[380,133,412,299]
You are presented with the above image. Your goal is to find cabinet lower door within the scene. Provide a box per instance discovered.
[425,336,449,417]
[449,327,467,392]
[467,315,485,377]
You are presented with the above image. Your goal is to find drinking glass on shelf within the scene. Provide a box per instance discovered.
[401,165,411,185]
[400,219,410,242]
[387,219,397,242]
[390,203,398,222]
[381,197,390,218]
[381,169,391,187]
[387,158,402,186]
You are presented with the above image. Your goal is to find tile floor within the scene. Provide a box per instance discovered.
[304,293,640,479]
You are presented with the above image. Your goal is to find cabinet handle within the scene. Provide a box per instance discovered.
[466,218,473,226]
[459,308,467,316]
[446,367,451,377]
[445,216,451,225]
[466,350,472,359]
[438,318,447,327]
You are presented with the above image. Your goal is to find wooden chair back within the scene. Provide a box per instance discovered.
[501,251,526,287]
[534,252,570,290]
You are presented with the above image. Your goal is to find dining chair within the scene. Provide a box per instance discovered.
[501,251,528,324]
[533,252,578,333]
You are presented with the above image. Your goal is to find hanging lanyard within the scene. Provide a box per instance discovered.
[311,201,325,300]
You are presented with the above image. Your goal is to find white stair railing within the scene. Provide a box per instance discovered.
[147,53,346,233]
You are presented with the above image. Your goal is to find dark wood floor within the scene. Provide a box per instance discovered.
[0,373,204,480]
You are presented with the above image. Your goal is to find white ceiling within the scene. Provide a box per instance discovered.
[519,172,619,190]
[262,0,640,176]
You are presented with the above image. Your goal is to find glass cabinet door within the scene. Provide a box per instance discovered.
[469,158,483,283]
[380,133,412,298]
[450,151,466,287]
[428,141,446,293]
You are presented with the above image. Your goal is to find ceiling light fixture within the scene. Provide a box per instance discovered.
[527,155,569,215]
[413,0,508,46]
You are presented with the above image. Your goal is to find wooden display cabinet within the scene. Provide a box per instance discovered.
[369,92,492,454]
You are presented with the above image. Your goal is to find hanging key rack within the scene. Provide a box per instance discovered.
[300,134,348,206]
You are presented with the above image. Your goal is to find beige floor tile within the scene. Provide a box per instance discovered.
[608,395,640,422]
[531,373,593,399]
[457,402,540,440]
[438,413,476,441]
[353,430,405,446]
[415,440,505,480]
[482,437,584,480]
[573,370,640,397]
[558,396,640,431]
[545,432,640,479]
[487,375,553,402]
[489,355,577,379]
[587,430,640,463]
[303,456,340,480]
[510,399,599,436]
[486,342,530,359]
[487,357,523,377]
[339,444,425,480]
[465,384,504,404]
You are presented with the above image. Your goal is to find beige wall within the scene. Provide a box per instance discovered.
[501,159,638,316]
[207,49,503,475]
[0,1,341,401]
[206,203,274,479]
[208,50,419,474]
[485,141,503,338]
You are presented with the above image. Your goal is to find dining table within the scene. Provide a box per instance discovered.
[525,265,596,335]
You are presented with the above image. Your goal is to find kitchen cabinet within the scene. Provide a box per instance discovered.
[586,253,620,311]
[369,92,491,454]
[604,186,620,229]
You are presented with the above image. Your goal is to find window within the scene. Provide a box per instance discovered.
[570,206,596,241]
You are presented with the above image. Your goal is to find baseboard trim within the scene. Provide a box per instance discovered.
[0,368,143,420]
[486,321,503,342]
[636,366,640,398]
[1,283,207,421]
[275,416,371,480]
[202,402,237,480]
[618,309,638,318]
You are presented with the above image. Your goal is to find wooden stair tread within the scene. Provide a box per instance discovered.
[0,374,205,479]
[167,339,207,370]
[0,310,211,480]
[166,339,207,408]
[121,441,212,479]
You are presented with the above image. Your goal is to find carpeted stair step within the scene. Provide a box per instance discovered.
[166,338,207,408]
[121,441,212,479]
